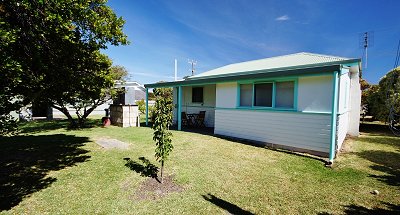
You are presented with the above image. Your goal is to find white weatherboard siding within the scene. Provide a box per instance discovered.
[338,70,350,114]
[348,67,361,136]
[298,75,333,113]
[216,82,237,108]
[337,112,349,150]
[215,109,332,153]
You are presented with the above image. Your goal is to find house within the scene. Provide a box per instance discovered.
[144,53,361,162]
[109,81,146,127]
[52,81,146,117]
[113,81,146,105]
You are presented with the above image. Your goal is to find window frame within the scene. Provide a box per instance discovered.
[253,81,274,108]
[237,78,297,111]
[192,86,204,103]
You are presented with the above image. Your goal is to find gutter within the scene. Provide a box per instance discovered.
[145,64,342,88]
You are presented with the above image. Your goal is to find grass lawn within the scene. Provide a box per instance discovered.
[0,120,399,214]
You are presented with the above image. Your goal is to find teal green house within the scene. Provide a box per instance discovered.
[145,52,361,162]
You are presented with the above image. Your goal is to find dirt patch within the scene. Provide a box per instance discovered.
[340,135,356,154]
[132,175,184,201]
[95,137,129,149]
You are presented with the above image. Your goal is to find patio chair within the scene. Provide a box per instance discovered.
[196,111,206,127]
[181,112,189,127]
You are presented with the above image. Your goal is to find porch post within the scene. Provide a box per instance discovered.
[145,88,149,126]
[178,86,182,130]
[329,71,339,163]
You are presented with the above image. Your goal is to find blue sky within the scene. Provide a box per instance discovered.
[103,0,400,84]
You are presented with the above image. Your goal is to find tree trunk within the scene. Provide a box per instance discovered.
[52,105,77,127]
[79,106,96,127]
[160,160,164,184]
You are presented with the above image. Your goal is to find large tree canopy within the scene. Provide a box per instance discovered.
[365,67,400,122]
[0,0,128,128]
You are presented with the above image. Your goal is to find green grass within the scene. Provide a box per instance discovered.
[0,120,399,214]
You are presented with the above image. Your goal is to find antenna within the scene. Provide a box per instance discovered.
[364,32,368,68]
[359,31,374,69]
[188,59,197,76]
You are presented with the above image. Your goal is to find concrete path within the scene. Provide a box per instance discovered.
[95,137,129,149]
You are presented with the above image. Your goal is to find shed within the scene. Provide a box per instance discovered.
[144,52,361,162]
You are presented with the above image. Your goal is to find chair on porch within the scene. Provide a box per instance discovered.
[196,111,206,127]
[181,112,189,127]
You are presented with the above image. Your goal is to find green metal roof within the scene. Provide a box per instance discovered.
[145,52,360,88]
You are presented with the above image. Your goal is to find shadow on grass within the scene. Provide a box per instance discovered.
[124,157,158,178]
[360,122,396,136]
[356,150,400,187]
[0,134,91,211]
[213,134,329,164]
[18,118,102,134]
[358,135,400,148]
[343,202,400,215]
[202,193,254,215]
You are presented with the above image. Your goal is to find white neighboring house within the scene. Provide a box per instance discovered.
[144,52,362,162]
[52,81,146,117]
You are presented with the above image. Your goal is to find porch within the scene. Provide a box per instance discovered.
[145,83,216,131]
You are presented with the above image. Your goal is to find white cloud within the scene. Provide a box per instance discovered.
[275,15,290,21]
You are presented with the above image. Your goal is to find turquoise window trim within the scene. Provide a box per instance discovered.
[237,106,296,111]
[236,82,240,107]
[237,78,298,111]
[293,79,298,110]
[251,83,255,107]
[272,82,276,108]
[237,83,253,107]
[253,81,273,108]
[216,107,330,115]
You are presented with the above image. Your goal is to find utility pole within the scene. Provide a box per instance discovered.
[360,31,374,70]
[364,32,369,69]
[188,59,197,76]
[174,59,177,81]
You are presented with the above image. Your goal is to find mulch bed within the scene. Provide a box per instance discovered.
[132,175,185,201]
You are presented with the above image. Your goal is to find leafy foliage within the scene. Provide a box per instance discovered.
[136,99,146,115]
[364,67,400,122]
[110,65,129,81]
[0,0,128,128]
[152,88,173,183]
[0,114,18,136]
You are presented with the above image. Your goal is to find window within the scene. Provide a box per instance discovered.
[275,81,294,108]
[192,87,203,103]
[240,84,252,106]
[238,80,296,109]
[254,83,273,107]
